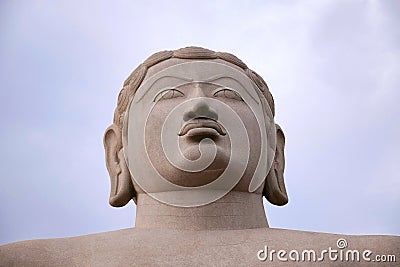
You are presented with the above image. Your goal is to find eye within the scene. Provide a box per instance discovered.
[213,89,243,101]
[154,89,184,102]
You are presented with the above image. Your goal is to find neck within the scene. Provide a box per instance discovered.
[135,191,268,230]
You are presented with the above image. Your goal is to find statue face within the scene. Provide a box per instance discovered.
[122,59,276,207]
[145,81,258,187]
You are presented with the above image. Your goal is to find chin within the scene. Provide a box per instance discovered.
[153,146,229,187]
[181,144,230,170]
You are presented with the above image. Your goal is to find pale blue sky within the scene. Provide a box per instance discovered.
[1,0,399,245]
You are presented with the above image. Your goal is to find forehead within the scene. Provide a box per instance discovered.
[144,58,247,83]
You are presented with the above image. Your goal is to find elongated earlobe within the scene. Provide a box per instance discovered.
[263,124,288,206]
[104,124,136,207]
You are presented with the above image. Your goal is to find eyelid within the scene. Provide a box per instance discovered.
[212,88,243,100]
[153,88,184,102]
[212,87,235,95]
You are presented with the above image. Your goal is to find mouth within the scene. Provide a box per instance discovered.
[178,118,227,137]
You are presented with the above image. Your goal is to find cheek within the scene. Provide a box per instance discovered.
[222,101,261,149]
[144,102,175,155]
[146,102,176,129]
[241,109,262,147]
[226,103,263,192]
[236,106,261,157]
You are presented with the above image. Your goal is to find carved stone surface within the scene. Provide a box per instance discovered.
[1,47,398,266]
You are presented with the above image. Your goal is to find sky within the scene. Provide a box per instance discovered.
[0,0,399,245]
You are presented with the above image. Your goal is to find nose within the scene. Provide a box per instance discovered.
[183,101,218,121]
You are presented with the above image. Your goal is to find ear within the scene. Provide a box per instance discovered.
[263,124,288,206]
[104,124,136,207]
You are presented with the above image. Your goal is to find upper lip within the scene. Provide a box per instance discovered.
[178,118,226,136]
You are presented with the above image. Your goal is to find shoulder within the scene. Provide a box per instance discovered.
[1,236,88,266]
[1,228,398,266]
[0,228,139,266]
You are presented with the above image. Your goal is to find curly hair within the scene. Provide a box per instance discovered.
[113,46,275,130]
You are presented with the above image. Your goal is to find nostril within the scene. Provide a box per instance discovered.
[183,102,218,121]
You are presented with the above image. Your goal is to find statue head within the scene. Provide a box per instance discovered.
[104,47,288,208]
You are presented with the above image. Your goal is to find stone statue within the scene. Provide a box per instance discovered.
[1,47,398,266]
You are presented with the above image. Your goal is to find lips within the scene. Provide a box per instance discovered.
[178,118,226,136]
